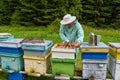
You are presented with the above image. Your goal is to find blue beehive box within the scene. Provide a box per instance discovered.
[9,73,26,80]
[0,47,23,54]
[1,53,24,72]
[80,42,109,60]
[82,52,107,60]
[23,44,52,57]
[0,39,23,54]
[0,56,1,66]
[22,39,53,57]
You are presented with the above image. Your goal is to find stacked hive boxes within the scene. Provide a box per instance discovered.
[80,42,109,80]
[51,43,76,77]
[0,33,14,68]
[0,34,24,72]
[21,39,53,76]
[108,43,120,80]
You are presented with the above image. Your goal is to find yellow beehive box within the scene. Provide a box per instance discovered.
[23,52,51,76]
[109,43,120,60]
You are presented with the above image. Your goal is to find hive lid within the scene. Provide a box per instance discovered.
[80,42,108,49]
[109,42,120,48]
[0,33,12,38]
[0,38,23,43]
[0,33,11,36]
[21,39,52,46]
[21,38,44,43]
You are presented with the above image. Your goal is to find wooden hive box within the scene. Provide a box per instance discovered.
[0,39,23,55]
[21,39,53,57]
[23,52,51,76]
[51,43,76,59]
[80,42,109,60]
[0,38,23,48]
[108,54,120,80]
[1,53,24,72]
[82,60,107,79]
[109,42,120,60]
[51,58,76,77]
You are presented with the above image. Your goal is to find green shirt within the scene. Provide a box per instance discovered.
[60,21,84,44]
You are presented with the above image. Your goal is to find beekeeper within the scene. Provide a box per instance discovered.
[59,14,84,56]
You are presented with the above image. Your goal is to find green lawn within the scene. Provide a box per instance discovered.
[0,25,120,79]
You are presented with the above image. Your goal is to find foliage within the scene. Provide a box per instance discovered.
[110,0,120,29]
[0,0,119,29]
[81,0,113,28]
[0,0,18,25]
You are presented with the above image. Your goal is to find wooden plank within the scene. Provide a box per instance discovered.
[27,73,41,77]
[55,75,70,80]
[45,73,53,77]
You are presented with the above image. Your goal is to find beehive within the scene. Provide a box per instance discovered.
[23,52,51,76]
[23,46,51,57]
[108,54,120,80]
[21,39,53,57]
[82,60,107,79]
[80,42,109,60]
[51,58,75,77]
[1,53,24,72]
[109,42,120,60]
[51,43,76,59]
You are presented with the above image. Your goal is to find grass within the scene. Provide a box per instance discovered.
[0,25,120,79]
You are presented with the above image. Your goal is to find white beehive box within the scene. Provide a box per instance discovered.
[82,60,107,80]
[108,54,120,80]
[0,39,23,48]
[23,52,51,76]
[82,60,107,70]
[82,69,107,80]
[51,43,76,59]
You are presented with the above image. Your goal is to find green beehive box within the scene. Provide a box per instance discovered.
[51,58,75,77]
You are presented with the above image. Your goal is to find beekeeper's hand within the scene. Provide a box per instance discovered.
[74,42,80,48]
[67,41,72,47]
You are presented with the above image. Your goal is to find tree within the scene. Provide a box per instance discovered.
[110,0,120,29]
[81,0,111,27]
[0,0,18,25]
